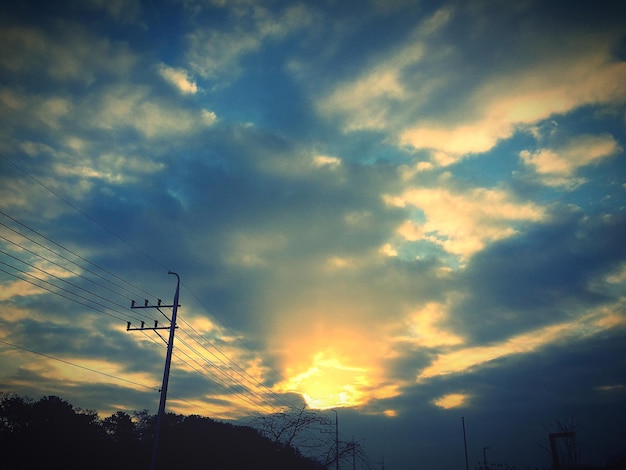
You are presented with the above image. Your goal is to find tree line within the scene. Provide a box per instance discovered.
[0,392,324,469]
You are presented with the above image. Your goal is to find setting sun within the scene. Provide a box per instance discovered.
[277,352,369,409]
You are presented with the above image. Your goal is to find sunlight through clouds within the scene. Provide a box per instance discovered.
[397,302,463,348]
[158,64,198,94]
[1,1,625,468]
[520,133,622,187]
[432,393,470,409]
[276,352,371,409]
[386,187,545,260]
[417,303,626,381]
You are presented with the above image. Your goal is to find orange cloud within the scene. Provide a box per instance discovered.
[386,186,545,260]
[417,304,626,380]
[433,393,470,409]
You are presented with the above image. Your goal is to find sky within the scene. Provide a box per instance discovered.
[1,0,625,468]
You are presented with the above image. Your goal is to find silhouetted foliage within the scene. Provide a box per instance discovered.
[0,391,323,470]
[250,405,372,469]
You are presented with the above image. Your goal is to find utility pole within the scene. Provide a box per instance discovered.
[482,446,490,470]
[127,271,181,470]
[462,417,469,470]
[333,409,339,470]
[352,436,356,470]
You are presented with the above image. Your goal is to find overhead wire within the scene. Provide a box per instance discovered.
[0,156,292,417]
[0,337,233,422]
[2,156,171,273]
[171,336,269,412]
[0,210,157,302]
[0,216,284,414]
[0,338,158,393]
[0,247,146,322]
[135,323,267,417]
[179,286,295,409]
[0,265,138,324]
[175,315,292,409]
[0,231,153,320]
[0,248,278,415]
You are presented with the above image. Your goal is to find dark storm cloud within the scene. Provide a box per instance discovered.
[454,210,626,342]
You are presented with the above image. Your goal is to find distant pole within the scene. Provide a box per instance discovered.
[462,417,469,470]
[352,436,356,470]
[482,446,490,470]
[333,409,339,470]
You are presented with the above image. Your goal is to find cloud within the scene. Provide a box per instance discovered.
[316,7,451,131]
[84,84,216,138]
[317,54,418,131]
[312,155,342,168]
[399,52,626,164]
[308,3,626,167]
[393,302,463,348]
[417,302,626,380]
[520,133,622,187]
[385,186,545,260]
[0,24,136,84]
[185,3,313,81]
[158,64,198,94]
[2,1,626,467]
[432,392,470,409]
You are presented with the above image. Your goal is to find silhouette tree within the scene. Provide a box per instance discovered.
[0,393,106,469]
[251,404,331,448]
[0,392,331,469]
[251,405,371,468]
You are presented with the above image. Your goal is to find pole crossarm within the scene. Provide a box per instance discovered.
[126,320,175,331]
[131,299,179,309]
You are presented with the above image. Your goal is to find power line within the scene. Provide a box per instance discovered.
[175,333,279,412]
[0,161,292,417]
[0,205,279,406]
[0,210,157,301]
[0,232,153,319]
[0,265,137,324]
[0,210,286,417]
[0,247,145,321]
[0,338,158,392]
[180,285,293,408]
[2,156,171,273]
[0,336,229,422]
[175,318,292,410]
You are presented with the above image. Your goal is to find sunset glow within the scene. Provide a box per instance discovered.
[1,1,625,468]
